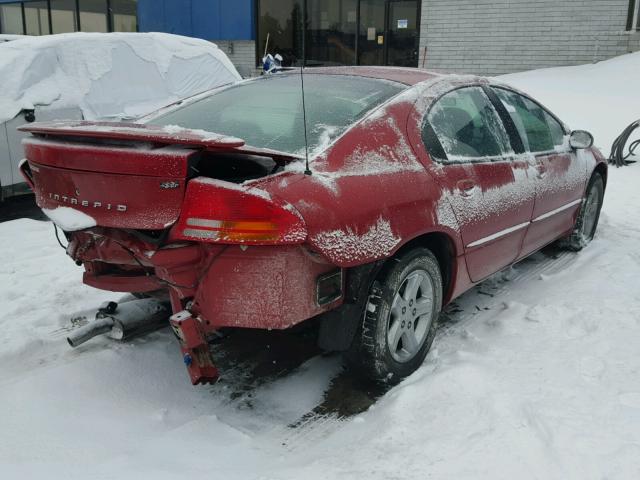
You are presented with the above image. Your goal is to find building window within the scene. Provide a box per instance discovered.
[24,1,50,35]
[79,0,108,32]
[0,3,24,35]
[628,0,640,30]
[0,0,137,35]
[110,0,137,32]
[306,0,357,66]
[256,0,421,68]
[258,0,303,66]
[50,0,78,33]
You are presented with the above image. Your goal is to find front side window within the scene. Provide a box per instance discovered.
[150,74,404,155]
[494,88,565,153]
[425,86,512,161]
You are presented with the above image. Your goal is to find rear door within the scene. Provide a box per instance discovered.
[418,86,536,282]
[491,87,589,257]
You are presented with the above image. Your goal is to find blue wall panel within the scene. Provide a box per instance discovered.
[137,0,254,41]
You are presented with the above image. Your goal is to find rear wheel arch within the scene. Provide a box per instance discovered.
[389,231,456,305]
[317,231,456,352]
[346,244,443,383]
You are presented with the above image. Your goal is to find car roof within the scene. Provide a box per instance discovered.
[299,66,442,86]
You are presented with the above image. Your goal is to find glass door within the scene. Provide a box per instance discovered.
[358,0,386,65]
[386,0,419,66]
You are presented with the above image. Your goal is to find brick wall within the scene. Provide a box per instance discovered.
[419,0,640,75]
[214,40,259,78]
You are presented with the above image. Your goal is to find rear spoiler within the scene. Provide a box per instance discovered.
[19,121,302,163]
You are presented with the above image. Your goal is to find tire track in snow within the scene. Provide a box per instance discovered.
[274,245,582,447]
[15,243,583,441]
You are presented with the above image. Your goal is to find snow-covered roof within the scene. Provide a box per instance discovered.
[0,32,241,123]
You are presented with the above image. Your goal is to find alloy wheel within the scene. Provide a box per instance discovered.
[386,270,435,363]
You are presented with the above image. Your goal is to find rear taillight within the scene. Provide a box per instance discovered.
[170,178,306,245]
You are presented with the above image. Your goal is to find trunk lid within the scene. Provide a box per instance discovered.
[20,121,300,231]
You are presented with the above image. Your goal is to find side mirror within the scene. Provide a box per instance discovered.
[23,109,35,123]
[569,130,594,149]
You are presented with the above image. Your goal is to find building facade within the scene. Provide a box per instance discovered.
[1,0,639,76]
[421,0,640,75]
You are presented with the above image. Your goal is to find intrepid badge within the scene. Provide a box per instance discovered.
[48,193,127,212]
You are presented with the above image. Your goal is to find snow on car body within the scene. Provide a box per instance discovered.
[19,67,607,385]
[0,32,241,199]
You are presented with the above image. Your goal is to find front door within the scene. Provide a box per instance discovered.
[386,0,419,66]
[413,85,536,282]
[491,87,590,257]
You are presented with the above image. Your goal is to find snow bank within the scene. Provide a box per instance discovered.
[0,32,241,123]
[498,51,640,156]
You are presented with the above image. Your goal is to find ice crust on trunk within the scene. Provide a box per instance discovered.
[42,207,97,231]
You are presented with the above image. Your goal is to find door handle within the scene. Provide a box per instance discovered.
[535,163,547,179]
[457,179,476,196]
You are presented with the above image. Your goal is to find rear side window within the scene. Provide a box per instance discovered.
[493,88,566,153]
[424,87,512,161]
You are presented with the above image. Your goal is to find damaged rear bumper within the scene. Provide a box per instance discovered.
[65,228,343,384]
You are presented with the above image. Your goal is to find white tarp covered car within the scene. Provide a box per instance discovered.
[0,34,25,43]
[0,32,241,199]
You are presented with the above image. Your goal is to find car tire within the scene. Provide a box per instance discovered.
[347,248,442,384]
[560,173,605,251]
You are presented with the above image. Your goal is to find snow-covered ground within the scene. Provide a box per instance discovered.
[2,54,640,479]
[499,51,640,156]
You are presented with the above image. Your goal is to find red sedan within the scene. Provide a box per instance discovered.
[19,67,606,385]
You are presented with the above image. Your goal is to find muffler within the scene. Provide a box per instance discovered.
[67,298,170,348]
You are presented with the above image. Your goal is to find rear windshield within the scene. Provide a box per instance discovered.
[150,74,405,155]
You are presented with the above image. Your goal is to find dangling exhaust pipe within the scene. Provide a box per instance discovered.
[67,298,170,347]
[67,317,115,347]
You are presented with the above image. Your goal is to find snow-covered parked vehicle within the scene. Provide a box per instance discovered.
[19,67,606,385]
[0,34,24,43]
[0,32,241,200]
